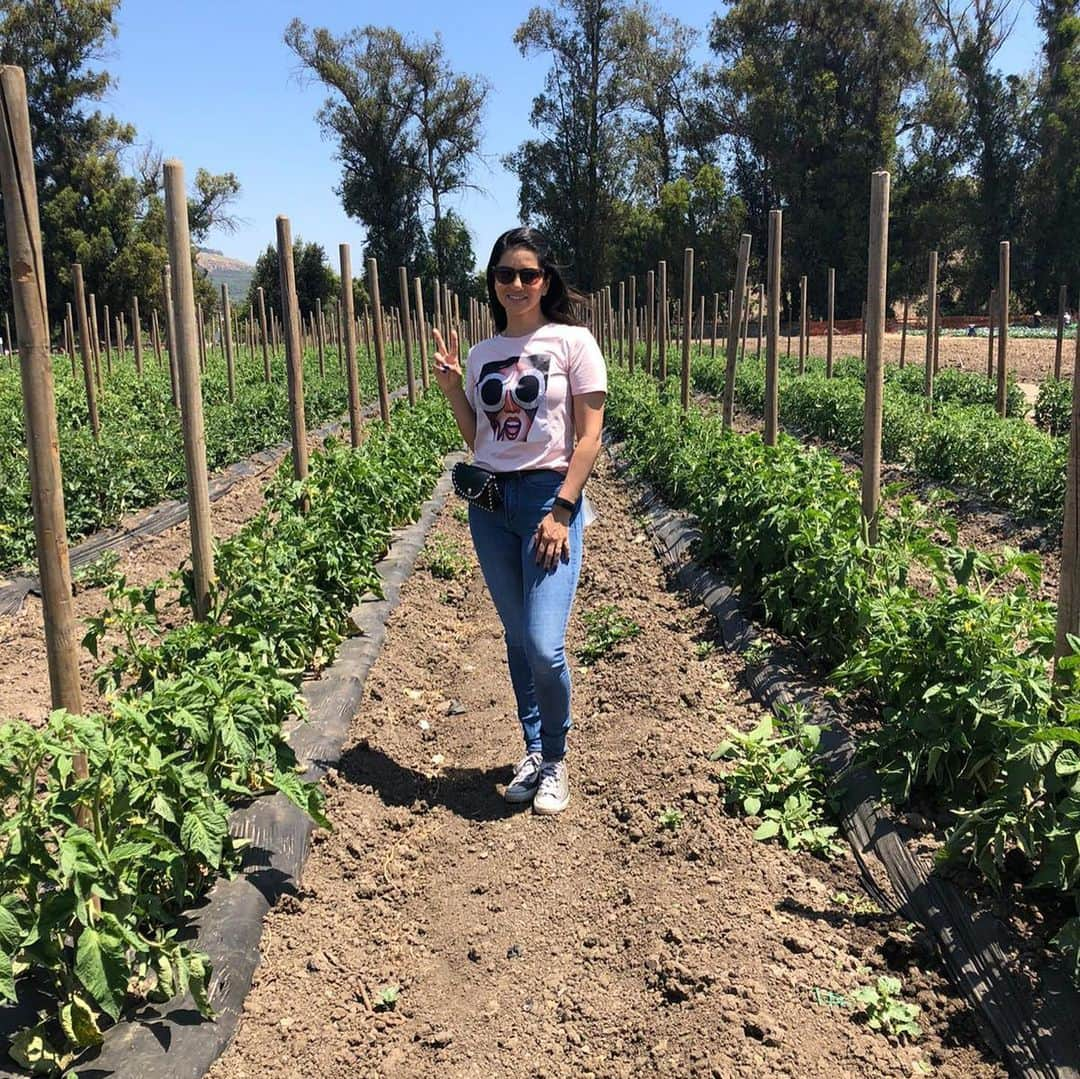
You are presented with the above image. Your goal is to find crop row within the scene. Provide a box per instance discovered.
[0,391,460,1072]
[690,354,1066,524]
[605,366,1080,978]
[0,345,408,572]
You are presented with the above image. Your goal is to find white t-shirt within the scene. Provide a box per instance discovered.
[464,322,607,473]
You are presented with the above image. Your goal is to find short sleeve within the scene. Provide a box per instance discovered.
[463,344,477,408]
[568,328,608,396]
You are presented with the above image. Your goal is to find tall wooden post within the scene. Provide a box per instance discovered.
[798,275,808,375]
[316,298,327,379]
[645,271,655,375]
[680,249,694,409]
[103,303,112,374]
[277,216,310,485]
[161,265,180,408]
[1,65,85,732]
[710,293,719,359]
[933,301,941,375]
[862,171,890,544]
[923,251,938,411]
[697,293,705,359]
[117,312,126,367]
[723,234,752,430]
[997,241,1010,418]
[64,303,76,380]
[164,161,215,619]
[257,286,271,383]
[132,296,143,377]
[398,266,416,405]
[628,275,637,372]
[88,296,101,388]
[739,287,750,362]
[1056,285,1067,381]
[413,275,430,391]
[764,211,782,447]
[71,263,100,439]
[657,261,668,381]
[3,310,11,360]
[195,303,207,373]
[899,298,909,369]
[221,283,235,402]
[1055,319,1080,669]
[987,289,997,380]
[340,244,362,447]
[618,280,626,368]
[367,258,392,425]
[826,268,835,377]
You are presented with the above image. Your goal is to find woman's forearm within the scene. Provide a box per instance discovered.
[557,433,603,504]
[445,386,477,450]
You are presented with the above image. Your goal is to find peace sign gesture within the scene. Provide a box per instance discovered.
[431,327,462,395]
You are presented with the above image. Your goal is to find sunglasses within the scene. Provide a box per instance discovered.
[478,371,544,410]
[492,266,546,286]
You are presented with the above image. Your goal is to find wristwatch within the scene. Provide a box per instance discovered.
[553,496,577,514]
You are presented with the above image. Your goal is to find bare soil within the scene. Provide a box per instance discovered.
[206,457,1004,1079]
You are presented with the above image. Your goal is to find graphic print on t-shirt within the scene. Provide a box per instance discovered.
[476,353,552,442]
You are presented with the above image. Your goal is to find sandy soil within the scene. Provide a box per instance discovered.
[205,458,1004,1079]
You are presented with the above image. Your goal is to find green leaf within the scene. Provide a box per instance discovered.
[180,802,228,868]
[753,819,781,841]
[0,947,15,1003]
[59,994,103,1048]
[74,926,129,1021]
[8,1024,74,1075]
[742,795,762,816]
[0,903,22,950]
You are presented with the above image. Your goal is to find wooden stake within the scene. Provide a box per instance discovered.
[862,171,890,543]
[71,264,100,439]
[924,252,938,411]
[764,212,781,447]
[257,286,271,382]
[628,276,637,372]
[340,244,362,447]
[723,234,752,430]
[1055,314,1080,669]
[645,270,655,376]
[1056,284,1067,381]
[103,303,112,374]
[618,280,626,367]
[316,298,326,379]
[276,216,310,484]
[697,293,705,360]
[398,267,416,405]
[798,275,807,375]
[0,64,85,723]
[413,275,429,391]
[367,258,392,425]
[196,303,206,373]
[161,265,180,408]
[710,292,719,359]
[680,249,694,409]
[132,296,143,377]
[64,303,76,380]
[88,295,101,388]
[987,289,996,380]
[164,160,215,620]
[657,261,668,380]
[151,308,162,369]
[739,287,750,362]
[997,241,1010,418]
[899,298,909,369]
[221,283,235,402]
[826,268,835,377]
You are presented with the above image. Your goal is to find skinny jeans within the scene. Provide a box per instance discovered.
[468,470,584,761]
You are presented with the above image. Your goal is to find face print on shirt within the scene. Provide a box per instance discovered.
[476,353,551,442]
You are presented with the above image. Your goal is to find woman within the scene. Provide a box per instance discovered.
[431,227,607,815]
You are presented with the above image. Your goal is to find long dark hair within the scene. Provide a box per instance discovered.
[486,227,584,333]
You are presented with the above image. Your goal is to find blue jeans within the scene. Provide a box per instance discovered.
[468,470,584,761]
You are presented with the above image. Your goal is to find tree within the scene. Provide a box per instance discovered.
[707,0,928,317]
[927,0,1030,308]
[1021,0,1080,308]
[505,0,641,290]
[284,21,486,302]
[245,239,337,318]
[416,210,481,301]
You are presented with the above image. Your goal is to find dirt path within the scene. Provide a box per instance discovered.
[207,458,1004,1079]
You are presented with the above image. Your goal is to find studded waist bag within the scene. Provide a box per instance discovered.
[451,461,503,512]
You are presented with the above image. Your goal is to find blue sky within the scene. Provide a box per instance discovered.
[105,0,1041,272]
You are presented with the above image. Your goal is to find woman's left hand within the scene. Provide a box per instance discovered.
[534,512,571,570]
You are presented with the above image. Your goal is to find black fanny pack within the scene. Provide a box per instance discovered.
[451,461,503,512]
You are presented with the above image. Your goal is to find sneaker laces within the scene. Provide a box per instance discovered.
[537,760,563,796]
[512,752,541,784]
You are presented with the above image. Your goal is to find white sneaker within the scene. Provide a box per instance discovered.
[533,760,570,815]
[504,752,542,803]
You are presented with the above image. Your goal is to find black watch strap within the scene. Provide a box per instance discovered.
[553,496,577,513]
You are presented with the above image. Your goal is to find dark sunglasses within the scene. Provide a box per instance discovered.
[493,266,545,286]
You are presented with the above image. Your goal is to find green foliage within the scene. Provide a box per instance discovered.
[244,238,338,316]
[419,534,470,580]
[606,366,1080,974]
[1035,375,1073,436]
[375,985,400,1011]
[71,550,120,591]
[696,354,1065,524]
[657,806,684,831]
[0,392,461,1070]
[710,708,842,857]
[851,976,922,1040]
[579,604,642,664]
[0,341,407,572]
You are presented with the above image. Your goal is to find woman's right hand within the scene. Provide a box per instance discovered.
[431,327,463,395]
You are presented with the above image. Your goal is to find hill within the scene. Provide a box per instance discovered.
[196,250,254,303]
